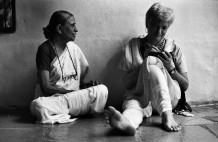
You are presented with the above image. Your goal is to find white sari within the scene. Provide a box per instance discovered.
[34,41,89,99]
[31,41,108,124]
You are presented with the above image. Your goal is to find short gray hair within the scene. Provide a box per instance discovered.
[145,3,175,28]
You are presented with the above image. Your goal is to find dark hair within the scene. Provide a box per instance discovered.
[43,10,74,39]
[146,3,175,28]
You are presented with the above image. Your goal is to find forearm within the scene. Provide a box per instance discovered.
[41,84,73,96]
[170,70,189,91]
[39,70,74,96]
[122,67,140,90]
[41,85,59,96]
[158,52,189,91]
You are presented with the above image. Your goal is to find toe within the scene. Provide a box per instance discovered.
[164,124,173,132]
[177,125,181,130]
[104,110,109,117]
[107,106,116,115]
[172,125,181,132]
[172,126,178,131]
[108,106,115,111]
[168,127,173,132]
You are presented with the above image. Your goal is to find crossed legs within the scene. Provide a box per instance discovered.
[31,84,108,123]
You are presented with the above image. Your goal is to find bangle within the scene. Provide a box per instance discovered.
[169,68,176,75]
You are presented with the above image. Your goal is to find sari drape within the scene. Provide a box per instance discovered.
[34,41,89,99]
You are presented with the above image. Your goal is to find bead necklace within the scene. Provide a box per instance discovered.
[51,42,78,82]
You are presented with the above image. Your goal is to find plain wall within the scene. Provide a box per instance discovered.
[0,0,218,109]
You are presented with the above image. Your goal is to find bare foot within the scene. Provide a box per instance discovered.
[106,106,136,136]
[161,110,181,132]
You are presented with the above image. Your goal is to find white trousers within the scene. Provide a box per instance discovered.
[123,57,180,129]
[30,84,108,124]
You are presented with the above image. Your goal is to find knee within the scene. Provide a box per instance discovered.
[31,99,43,109]
[30,99,44,117]
[148,65,160,73]
[97,84,108,97]
[31,99,39,111]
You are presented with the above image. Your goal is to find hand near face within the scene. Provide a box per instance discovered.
[158,51,175,72]
[144,43,160,58]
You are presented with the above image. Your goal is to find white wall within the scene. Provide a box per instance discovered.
[0,0,218,108]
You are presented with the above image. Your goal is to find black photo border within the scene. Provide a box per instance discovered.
[0,0,16,33]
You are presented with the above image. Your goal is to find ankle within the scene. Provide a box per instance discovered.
[161,110,173,118]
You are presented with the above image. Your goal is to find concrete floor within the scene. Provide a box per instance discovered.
[0,104,218,142]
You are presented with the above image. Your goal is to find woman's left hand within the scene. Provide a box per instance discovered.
[80,80,101,89]
[88,80,100,86]
[158,51,175,72]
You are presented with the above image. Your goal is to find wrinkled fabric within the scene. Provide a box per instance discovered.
[31,41,108,124]
[34,41,89,99]
[118,36,188,129]
[117,36,187,108]
[31,85,108,124]
[121,60,180,128]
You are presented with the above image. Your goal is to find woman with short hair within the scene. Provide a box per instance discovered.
[107,3,191,135]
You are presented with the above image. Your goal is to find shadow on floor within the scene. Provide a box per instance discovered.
[0,104,218,142]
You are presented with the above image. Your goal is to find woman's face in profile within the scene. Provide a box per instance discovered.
[61,16,78,42]
[147,18,171,41]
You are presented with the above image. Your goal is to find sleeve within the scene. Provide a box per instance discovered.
[117,41,133,72]
[77,46,90,79]
[36,43,51,71]
[173,43,188,73]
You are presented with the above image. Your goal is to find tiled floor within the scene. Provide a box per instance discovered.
[0,104,217,142]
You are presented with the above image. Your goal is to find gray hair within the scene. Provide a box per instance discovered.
[145,3,175,28]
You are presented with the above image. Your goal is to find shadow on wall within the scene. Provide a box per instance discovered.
[0,43,37,107]
[8,69,37,107]
[101,49,125,111]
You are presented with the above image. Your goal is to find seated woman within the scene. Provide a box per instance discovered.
[107,3,190,135]
[30,10,108,124]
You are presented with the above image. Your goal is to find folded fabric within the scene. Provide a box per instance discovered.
[36,113,77,124]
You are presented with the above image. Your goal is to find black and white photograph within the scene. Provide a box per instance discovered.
[0,0,217,141]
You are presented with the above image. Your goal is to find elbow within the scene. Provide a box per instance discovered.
[181,80,189,92]
[40,84,52,96]
[183,84,189,92]
[41,85,48,94]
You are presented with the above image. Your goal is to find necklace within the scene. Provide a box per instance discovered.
[51,41,78,82]
[145,37,166,51]
[157,38,166,51]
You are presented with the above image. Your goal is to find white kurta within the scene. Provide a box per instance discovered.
[117,36,188,128]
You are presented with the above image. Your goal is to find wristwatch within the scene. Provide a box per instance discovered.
[169,68,176,75]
